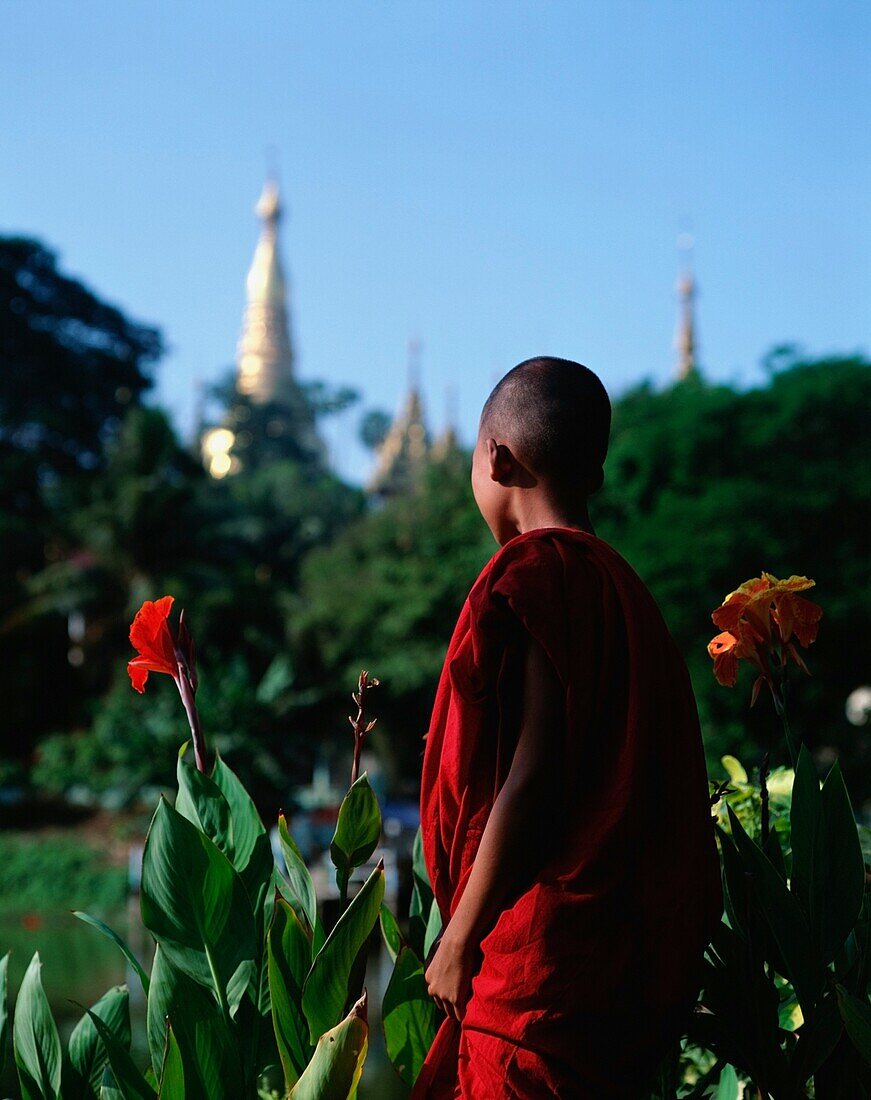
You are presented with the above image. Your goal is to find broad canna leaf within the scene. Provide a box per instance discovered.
[13,952,62,1100]
[409,829,435,961]
[146,946,242,1100]
[836,983,871,1064]
[73,912,150,996]
[140,798,257,1016]
[289,994,368,1100]
[210,754,275,905]
[267,894,312,1088]
[789,990,843,1090]
[278,813,319,937]
[302,862,385,1043]
[330,773,382,895]
[86,1010,156,1100]
[727,806,824,1013]
[175,754,233,859]
[423,901,443,962]
[0,951,8,1082]
[67,986,130,1100]
[157,1022,185,1100]
[816,763,865,964]
[791,750,865,965]
[382,946,439,1088]
[379,904,403,964]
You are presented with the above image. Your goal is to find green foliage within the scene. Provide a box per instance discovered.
[5,743,384,1098]
[330,773,382,899]
[13,953,62,1100]
[67,987,131,1100]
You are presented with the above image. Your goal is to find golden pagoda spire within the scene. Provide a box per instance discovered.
[675,233,699,380]
[236,176,295,402]
[367,339,430,496]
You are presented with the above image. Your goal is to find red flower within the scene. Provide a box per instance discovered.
[127,596,179,693]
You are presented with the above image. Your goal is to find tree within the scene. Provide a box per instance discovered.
[0,237,162,758]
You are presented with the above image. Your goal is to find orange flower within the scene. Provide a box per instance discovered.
[707,618,766,688]
[708,573,822,701]
[127,596,179,693]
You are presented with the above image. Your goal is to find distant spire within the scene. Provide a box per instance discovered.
[431,385,461,463]
[674,233,699,380]
[236,176,295,402]
[367,340,430,496]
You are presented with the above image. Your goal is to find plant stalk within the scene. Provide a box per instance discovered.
[176,667,207,773]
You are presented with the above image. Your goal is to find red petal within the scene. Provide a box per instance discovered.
[129,596,177,674]
[128,660,150,693]
[790,595,823,648]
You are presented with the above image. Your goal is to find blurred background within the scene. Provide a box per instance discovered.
[1,2,869,1093]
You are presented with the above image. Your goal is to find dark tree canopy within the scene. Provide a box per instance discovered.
[0,237,161,474]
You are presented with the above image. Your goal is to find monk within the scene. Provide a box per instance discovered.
[414,357,722,1099]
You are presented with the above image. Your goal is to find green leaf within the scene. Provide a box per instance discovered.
[330,773,382,891]
[146,945,242,1100]
[836,984,871,1064]
[289,994,368,1100]
[791,751,865,965]
[0,951,9,1082]
[789,744,820,919]
[73,913,150,996]
[816,763,865,963]
[423,901,443,962]
[211,754,275,899]
[67,986,130,1100]
[789,991,843,1090]
[713,1063,739,1100]
[382,946,439,1088]
[727,805,824,1013]
[408,829,434,960]
[140,798,257,1016]
[86,1011,155,1100]
[379,905,403,964]
[267,895,312,1088]
[13,952,62,1100]
[100,1064,124,1100]
[302,862,385,1043]
[278,813,318,936]
[175,754,233,859]
[157,1022,185,1100]
[721,756,748,785]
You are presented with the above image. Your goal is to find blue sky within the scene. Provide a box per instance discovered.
[3,2,869,481]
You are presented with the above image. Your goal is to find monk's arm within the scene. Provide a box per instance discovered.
[424,634,565,1019]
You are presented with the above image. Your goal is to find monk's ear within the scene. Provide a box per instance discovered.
[486,438,515,484]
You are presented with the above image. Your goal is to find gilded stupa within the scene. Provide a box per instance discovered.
[202,177,322,477]
[236,178,295,402]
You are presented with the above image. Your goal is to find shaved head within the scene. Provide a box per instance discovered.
[480,357,611,496]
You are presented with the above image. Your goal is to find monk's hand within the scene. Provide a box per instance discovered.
[424,926,477,1022]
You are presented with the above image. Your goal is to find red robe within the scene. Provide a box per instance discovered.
[414,528,722,1099]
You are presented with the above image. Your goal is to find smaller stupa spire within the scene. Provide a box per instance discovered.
[367,339,430,497]
[674,233,699,380]
[431,385,461,463]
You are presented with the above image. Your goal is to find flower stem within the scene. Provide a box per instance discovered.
[759,751,771,845]
[176,669,207,773]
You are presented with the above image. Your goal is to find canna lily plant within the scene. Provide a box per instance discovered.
[1,598,388,1100]
[685,573,871,1098]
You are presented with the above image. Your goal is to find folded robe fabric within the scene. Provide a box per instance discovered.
[413,528,723,1099]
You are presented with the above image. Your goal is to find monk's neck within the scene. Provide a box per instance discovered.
[512,493,596,538]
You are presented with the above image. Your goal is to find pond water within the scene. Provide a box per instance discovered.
[0,907,406,1098]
